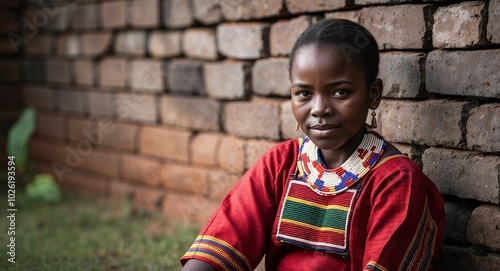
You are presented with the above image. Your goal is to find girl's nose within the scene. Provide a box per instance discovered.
[310,95,332,118]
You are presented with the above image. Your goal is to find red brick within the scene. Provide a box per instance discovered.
[467,204,500,253]
[440,245,500,270]
[130,0,160,28]
[57,90,86,115]
[0,59,20,82]
[163,191,219,224]
[166,59,204,94]
[65,117,93,142]
[217,22,270,59]
[22,86,54,109]
[245,139,277,170]
[379,52,426,98]
[87,91,113,117]
[81,32,113,56]
[160,95,220,131]
[191,133,222,167]
[204,169,240,199]
[204,61,250,99]
[76,148,120,177]
[423,147,500,204]
[191,0,222,25]
[162,0,193,28]
[99,122,138,151]
[489,0,500,44]
[30,139,66,165]
[37,112,64,139]
[135,186,164,210]
[139,126,191,162]
[46,59,72,84]
[99,57,128,88]
[325,10,360,23]
[285,0,346,14]
[58,169,109,197]
[467,104,500,153]
[109,180,135,199]
[24,35,52,55]
[114,31,146,56]
[433,2,486,48]
[0,10,18,34]
[0,39,16,56]
[45,4,72,31]
[426,49,500,99]
[56,33,80,56]
[270,16,311,56]
[74,59,95,86]
[101,1,127,29]
[72,3,99,30]
[161,163,206,193]
[183,28,217,60]
[252,57,290,96]
[22,59,44,82]
[220,0,283,20]
[217,135,245,174]
[360,5,431,49]
[130,59,164,92]
[224,98,281,140]
[121,154,161,186]
[114,93,158,123]
[148,30,182,58]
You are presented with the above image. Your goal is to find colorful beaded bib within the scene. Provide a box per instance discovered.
[276,128,386,255]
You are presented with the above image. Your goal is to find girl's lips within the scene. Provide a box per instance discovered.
[309,123,340,130]
[309,124,340,137]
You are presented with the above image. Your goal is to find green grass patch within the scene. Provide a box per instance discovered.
[0,192,200,270]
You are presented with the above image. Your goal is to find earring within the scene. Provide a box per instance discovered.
[295,122,299,131]
[370,110,377,129]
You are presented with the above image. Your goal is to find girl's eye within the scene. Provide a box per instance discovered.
[294,90,311,98]
[332,89,350,97]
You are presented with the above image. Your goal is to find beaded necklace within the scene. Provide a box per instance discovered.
[297,128,386,195]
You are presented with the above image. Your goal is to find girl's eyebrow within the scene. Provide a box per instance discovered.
[291,80,354,88]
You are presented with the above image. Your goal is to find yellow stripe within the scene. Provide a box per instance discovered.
[196,235,251,270]
[184,251,232,271]
[366,260,388,271]
[287,196,349,211]
[194,243,242,271]
[281,218,345,234]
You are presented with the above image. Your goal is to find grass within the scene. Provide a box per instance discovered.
[0,191,200,271]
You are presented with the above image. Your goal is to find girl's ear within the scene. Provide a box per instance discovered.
[369,78,383,110]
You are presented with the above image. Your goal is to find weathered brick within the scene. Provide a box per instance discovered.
[245,139,277,170]
[135,186,164,210]
[139,126,191,162]
[183,28,218,60]
[252,57,290,97]
[101,1,127,29]
[355,0,418,3]
[467,104,500,153]
[46,59,71,84]
[66,117,93,142]
[391,143,424,168]
[191,133,222,167]
[280,100,305,140]
[379,52,426,98]
[24,35,52,55]
[220,0,283,21]
[37,112,64,139]
[72,3,98,30]
[467,204,500,253]
[161,163,206,194]
[114,93,157,123]
[121,154,161,186]
[22,86,53,109]
[360,5,430,49]
[99,57,128,88]
[217,135,246,174]
[22,58,44,82]
[440,245,500,271]
[0,10,18,34]
[191,0,222,25]
[75,147,120,177]
[57,33,80,56]
[45,4,72,31]
[444,201,478,244]
[204,61,250,99]
[130,0,160,28]
[224,98,281,140]
[114,31,146,56]
[204,169,240,199]
[163,191,219,224]
[58,169,109,197]
[99,122,138,151]
[270,16,311,56]
[148,30,182,58]
[130,59,164,92]
[109,180,135,199]
[423,147,500,204]
[285,0,345,14]
[166,59,204,94]
[426,50,500,98]
[489,0,500,44]
[87,91,113,117]
[325,10,360,23]
[30,139,66,165]
[433,2,486,48]
[81,32,113,56]
[162,0,193,28]
[0,86,22,109]
[0,39,16,56]
[74,59,95,85]
[57,90,86,115]
[160,95,219,131]
[0,60,20,83]
[217,23,270,59]
[379,100,470,148]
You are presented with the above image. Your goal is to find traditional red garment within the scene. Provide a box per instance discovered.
[181,137,445,271]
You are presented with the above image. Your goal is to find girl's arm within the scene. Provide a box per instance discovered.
[181,259,218,271]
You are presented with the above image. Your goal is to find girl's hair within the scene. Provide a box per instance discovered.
[288,19,380,85]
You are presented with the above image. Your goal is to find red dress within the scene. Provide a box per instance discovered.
[181,138,445,271]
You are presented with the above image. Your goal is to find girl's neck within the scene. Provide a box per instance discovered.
[318,127,366,169]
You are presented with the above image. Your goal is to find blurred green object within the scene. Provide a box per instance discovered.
[26,173,61,202]
[7,107,36,173]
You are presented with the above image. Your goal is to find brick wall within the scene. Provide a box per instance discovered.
[2,0,500,269]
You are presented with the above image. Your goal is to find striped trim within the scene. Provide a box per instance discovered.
[184,235,251,271]
[365,261,388,271]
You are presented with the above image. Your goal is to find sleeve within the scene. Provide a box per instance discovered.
[362,162,445,271]
[180,141,297,271]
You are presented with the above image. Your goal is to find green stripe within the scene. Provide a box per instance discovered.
[282,200,348,230]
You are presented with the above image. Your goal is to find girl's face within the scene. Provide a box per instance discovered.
[291,44,382,155]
